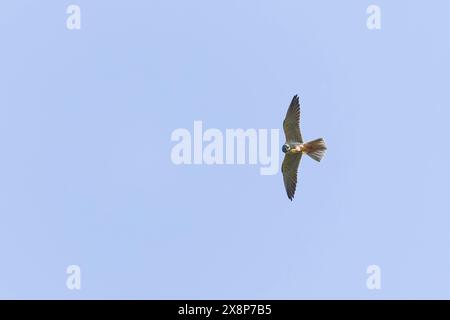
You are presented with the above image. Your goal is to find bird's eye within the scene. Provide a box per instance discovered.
[282,145,290,153]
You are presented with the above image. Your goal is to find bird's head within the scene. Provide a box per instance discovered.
[282,144,291,153]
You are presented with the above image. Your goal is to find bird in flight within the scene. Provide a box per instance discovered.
[281,95,327,201]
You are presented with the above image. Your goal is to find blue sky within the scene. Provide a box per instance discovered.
[0,1,450,299]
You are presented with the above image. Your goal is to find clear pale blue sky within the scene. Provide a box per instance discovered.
[1,1,450,299]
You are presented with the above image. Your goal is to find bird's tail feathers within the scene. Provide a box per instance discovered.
[303,138,327,162]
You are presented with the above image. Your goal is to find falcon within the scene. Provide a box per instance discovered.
[281,95,327,201]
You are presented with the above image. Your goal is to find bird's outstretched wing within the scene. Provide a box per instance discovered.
[282,153,302,200]
[283,95,302,143]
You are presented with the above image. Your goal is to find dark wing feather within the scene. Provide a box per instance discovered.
[281,153,302,200]
[283,95,302,143]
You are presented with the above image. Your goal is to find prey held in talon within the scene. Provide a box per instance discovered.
[281,95,327,201]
